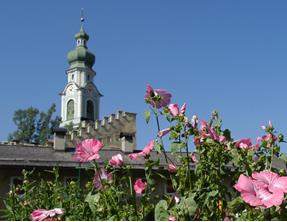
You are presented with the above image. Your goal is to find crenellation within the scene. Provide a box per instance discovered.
[95,120,100,130]
[63,111,137,152]
[109,114,115,123]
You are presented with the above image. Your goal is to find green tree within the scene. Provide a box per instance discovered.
[8,104,60,145]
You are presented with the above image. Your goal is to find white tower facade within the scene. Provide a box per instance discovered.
[60,20,102,127]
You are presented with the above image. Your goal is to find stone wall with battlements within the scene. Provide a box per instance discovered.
[65,111,136,152]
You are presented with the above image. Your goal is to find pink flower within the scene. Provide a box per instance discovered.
[73,139,104,162]
[134,178,147,194]
[109,154,124,167]
[168,216,176,221]
[168,103,186,117]
[252,171,287,193]
[191,115,198,128]
[262,120,273,131]
[144,84,172,109]
[193,137,200,146]
[31,208,64,221]
[168,164,177,173]
[235,138,252,149]
[158,128,171,138]
[234,172,286,208]
[198,120,226,144]
[93,169,113,189]
[128,153,139,160]
[141,140,155,156]
[262,134,277,143]
[191,152,198,163]
[180,103,187,114]
[128,140,154,160]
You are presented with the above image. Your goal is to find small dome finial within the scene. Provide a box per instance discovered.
[80,8,85,23]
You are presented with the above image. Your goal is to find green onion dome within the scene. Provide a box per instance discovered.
[67,25,95,69]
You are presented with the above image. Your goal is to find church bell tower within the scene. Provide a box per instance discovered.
[60,15,102,127]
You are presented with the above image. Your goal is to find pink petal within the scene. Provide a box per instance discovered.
[158,128,171,138]
[168,104,180,117]
[252,171,279,188]
[128,153,139,160]
[269,176,287,193]
[134,179,147,194]
[73,139,103,162]
[235,138,252,149]
[180,103,187,115]
[256,188,284,208]
[168,216,176,221]
[241,192,262,207]
[109,154,124,167]
[191,152,198,163]
[168,164,177,173]
[234,175,255,194]
[31,209,49,221]
[141,140,154,156]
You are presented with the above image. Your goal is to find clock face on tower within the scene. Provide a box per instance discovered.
[67,85,74,95]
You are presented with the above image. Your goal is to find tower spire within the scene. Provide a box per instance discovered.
[80,8,85,31]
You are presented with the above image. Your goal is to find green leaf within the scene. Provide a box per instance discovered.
[280,153,287,163]
[85,192,100,214]
[170,142,180,153]
[223,129,231,141]
[170,142,185,153]
[230,148,241,166]
[154,142,162,154]
[144,110,151,124]
[184,196,197,217]
[155,200,169,221]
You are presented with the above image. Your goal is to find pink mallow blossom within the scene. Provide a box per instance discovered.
[235,138,252,149]
[197,120,226,144]
[31,208,64,221]
[168,164,177,173]
[234,171,287,208]
[262,120,273,131]
[191,152,198,163]
[134,178,147,194]
[93,169,113,189]
[168,103,186,117]
[109,154,124,167]
[73,138,104,162]
[235,138,259,150]
[144,84,172,109]
[128,140,154,160]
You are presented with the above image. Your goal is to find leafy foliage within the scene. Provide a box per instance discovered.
[8,104,60,145]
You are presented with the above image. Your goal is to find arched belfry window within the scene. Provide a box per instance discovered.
[67,100,75,120]
[87,100,94,120]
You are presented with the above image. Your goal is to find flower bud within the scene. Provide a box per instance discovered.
[212,110,218,119]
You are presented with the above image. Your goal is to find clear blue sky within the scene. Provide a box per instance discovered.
[0,1,287,152]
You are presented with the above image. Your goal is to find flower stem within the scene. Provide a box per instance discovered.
[152,109,176,166]
[129,173,138,220]
[184,126,191,190]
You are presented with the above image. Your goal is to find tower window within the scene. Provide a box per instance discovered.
[67,100,75,120]
[71,74,74,80]
[86,100,94,121]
